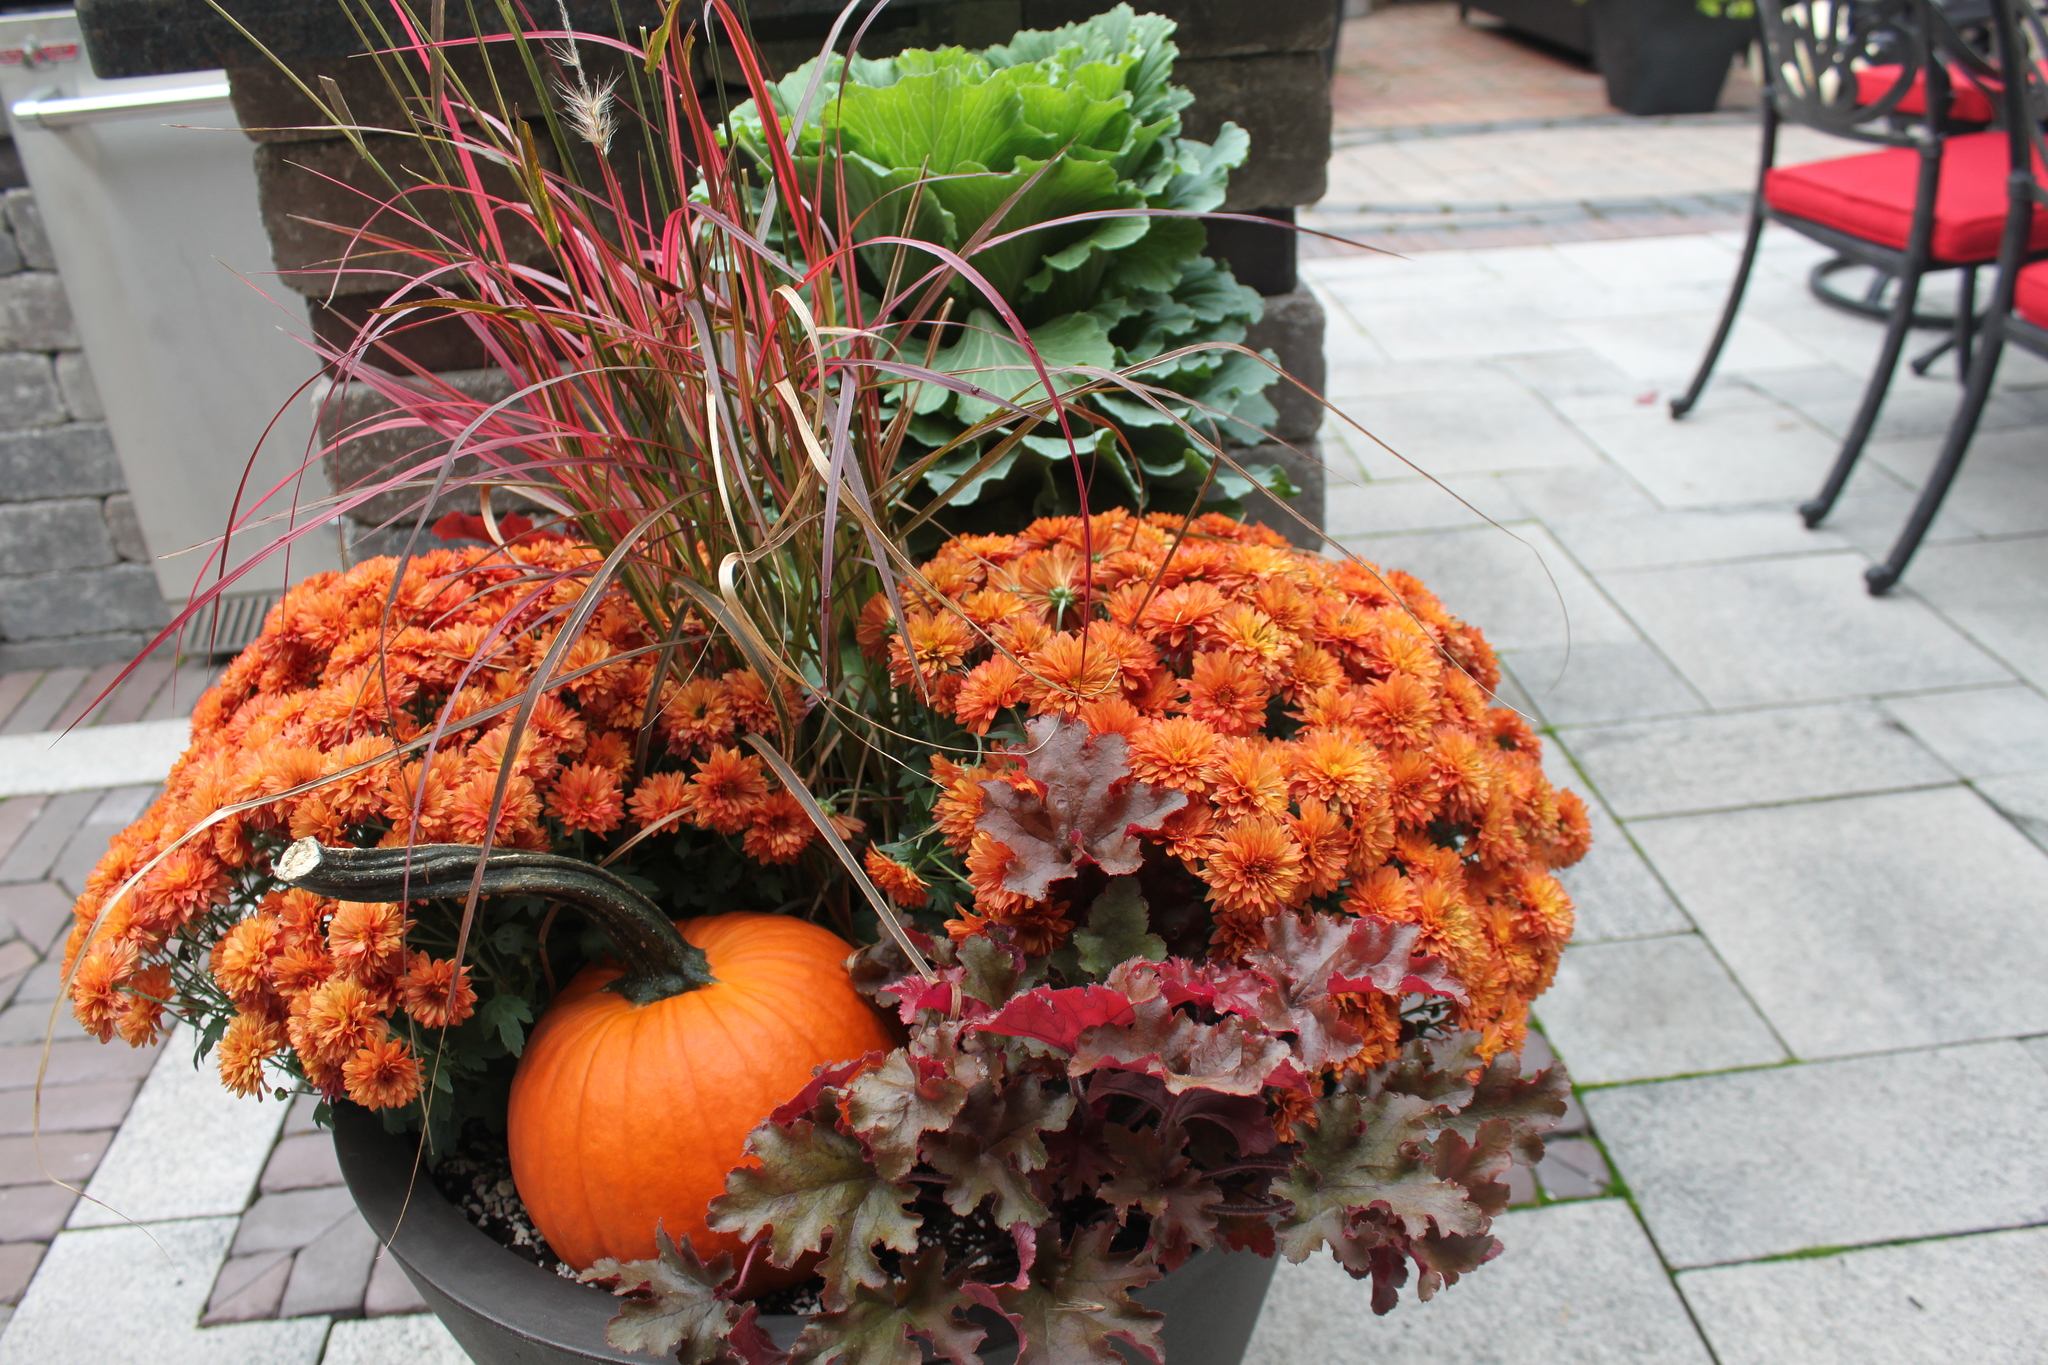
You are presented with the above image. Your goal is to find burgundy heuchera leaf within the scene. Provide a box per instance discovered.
[977,715,1186,901]
[976,985,1136,1053]
[582,1228,776,1365]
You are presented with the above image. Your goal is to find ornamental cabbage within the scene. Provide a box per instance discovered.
[728,5,1282,515]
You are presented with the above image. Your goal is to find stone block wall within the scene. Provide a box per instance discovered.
[0,140,167,670]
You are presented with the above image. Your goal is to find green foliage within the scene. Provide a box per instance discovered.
[727,5,1281,519]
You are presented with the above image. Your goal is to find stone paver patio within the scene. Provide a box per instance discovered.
[7,23,2048,1348]
[0,221,2041,1361]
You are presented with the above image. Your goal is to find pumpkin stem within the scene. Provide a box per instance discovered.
[272,839,716,1004]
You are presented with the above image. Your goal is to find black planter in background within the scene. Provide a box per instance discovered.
[333,1102,1280,1365]
[1591,0,1757,115]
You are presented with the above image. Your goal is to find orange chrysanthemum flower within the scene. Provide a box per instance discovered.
[71,938,140,1043]
[1202,815,1307,918]
[548,761,625,836]
[687,746,769,834]
[344,1038,423,1110]
[297,977,383,1063]
[1127,717,1222,793]
[864,848,931,911]
[218,1012,283,1097]
[213,917,282,1003]
[1182,650,1270,735]
[742,791,815,865]
[627,771,692,833]
[398,952,477,1029]
[327,901,410,983]
[954,656,1027,735]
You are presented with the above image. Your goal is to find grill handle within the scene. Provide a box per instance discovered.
[11,80,232,130]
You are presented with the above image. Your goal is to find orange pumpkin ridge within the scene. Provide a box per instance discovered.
[507,912,897,1275]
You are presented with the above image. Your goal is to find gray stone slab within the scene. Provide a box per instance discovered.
[1633,788,2048,1057]
[1554,235,1750,289]
[72,1030,287,1227]
[1758,364,2048,449]
[1678,1225,2048,1365]
[1533,1137,1613,1201]
[1869,426,2048,539]
[321,1312,468,1364]
[0,881,75,952]
[230,1186,358,1257]
[1546,504,1853,573]
[1324,385,1599,480]
[1495,464,1662,525]
[1979,773,2048,855]
[0,1217,328,1364]
[1322,472,1529,539]
[1349,298,1582,366]
[1537,935,1786,1085]
[1880,685,2048,780]
[1602,554,2010,708]
[362,1250,428,1316]
[1562,400,1841,508]
[1492,348,1643,401]
[1564,310,1825,386]
[203,1251,292,1326]
[1344,525,1638,654]
[1819,474,1986,560]
[0,791,98,883]
[278,1207,378,1317]
[1243,1201,1711,1365]
[1505,641,1707,728]
[1908,536,2048,690]
[259,1133,344,1193]
[1587,1041,2048,1268]
[1539,746,1693,945]
[1560,703,1954,818]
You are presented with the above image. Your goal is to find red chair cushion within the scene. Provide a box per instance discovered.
[2017,261,2048,329]
[1764,131,2048,265]
[1854,63,1999,124]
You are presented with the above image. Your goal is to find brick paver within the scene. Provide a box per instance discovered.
[1332,5,1760,135]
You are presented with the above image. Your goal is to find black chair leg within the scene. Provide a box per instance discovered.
[1956,266,1977,379]
[1671,203,1766,420]
[1911,267,1979,379]
[1799,264,1926,528]
[1866,329,2008,596]
[1909,331,1956,377]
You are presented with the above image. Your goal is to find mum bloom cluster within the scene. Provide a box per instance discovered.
[62,511,1586,1117]
[863,510,1589,1061]
[63,541,814,1111]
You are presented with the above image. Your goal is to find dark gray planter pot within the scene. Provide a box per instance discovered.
[333,1103,1279,1364]
[1590,0,1755,116]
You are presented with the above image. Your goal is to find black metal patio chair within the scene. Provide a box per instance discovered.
[1668,0,2038,534]
[1866,0,2048,593]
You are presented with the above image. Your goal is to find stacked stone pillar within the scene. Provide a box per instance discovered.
[81,0,1337,553]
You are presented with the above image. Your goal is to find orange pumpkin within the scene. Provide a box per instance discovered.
[506,912,896,1272]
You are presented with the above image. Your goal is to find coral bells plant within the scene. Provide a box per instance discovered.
[585,514,1590,1360]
